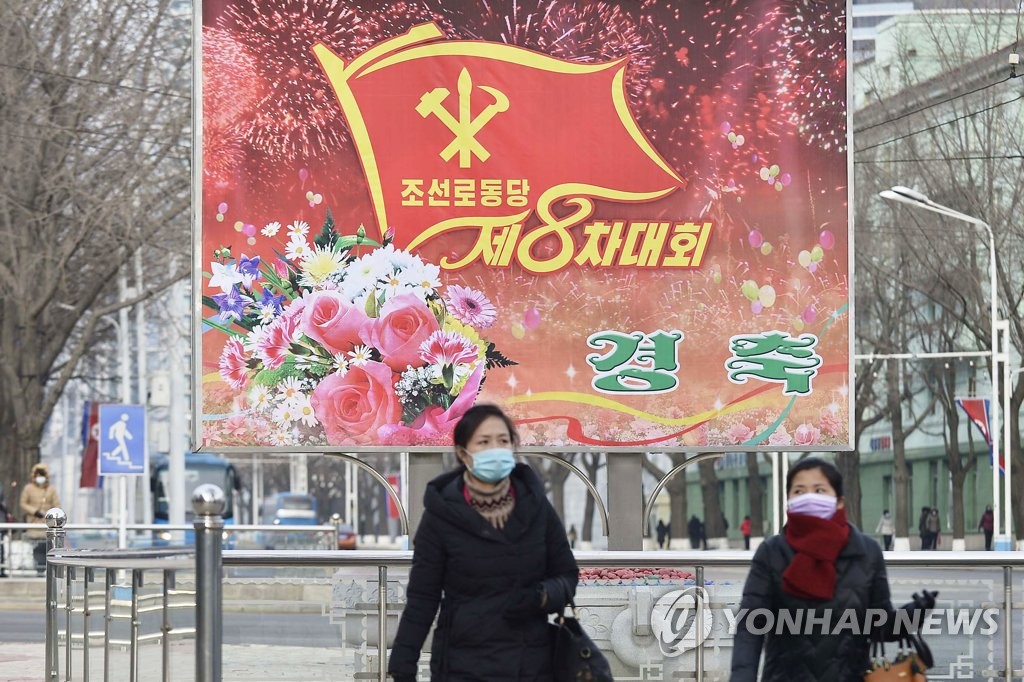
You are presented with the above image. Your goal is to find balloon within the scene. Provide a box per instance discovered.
[791,278,802,291]
[741,280,760,301]
[802,306,817,324]
[760,242,773,256]
[774,182,783,192]
[215,214,224,222]
[246,237,257,246]
[298,168,309,182]
[759,167,770,181]
[811,245,824,262]
[720,122,731,134]
[727,132,737,144]
[751,154,758,163]
[751,301,763,314]
[735,134,745,146]
[511,323,526,339]
[758,285,777,307]
[769,164,780,176]
[217,202,228,214]
[305,191,314,201]
[713,270,722,284]
[819,230,835,250]
[524,307,541,330]
[233,221,244,233]
[794,318,805,332]
[780,173,792,186]
[798,250,812,268]
[747,229,763,248]
[242,224,256,237]
[809,262,818,273]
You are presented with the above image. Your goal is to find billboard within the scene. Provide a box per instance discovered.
[196,0,852,451]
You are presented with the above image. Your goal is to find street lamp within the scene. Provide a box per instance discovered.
[879,185,1011,549]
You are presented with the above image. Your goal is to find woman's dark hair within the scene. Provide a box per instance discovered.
[452,404,519,450]
[785,457,843,497]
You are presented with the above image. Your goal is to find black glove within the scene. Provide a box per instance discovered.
[34,510,44,519]
[504,585,546,622]
[910,590,938,611]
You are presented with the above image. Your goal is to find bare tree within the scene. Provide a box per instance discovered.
[0,0,190,491]
[642,452,689,546]
[745,453,765,537]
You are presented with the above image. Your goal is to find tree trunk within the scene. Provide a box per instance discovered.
[836,450,861,527]
[580,453,601,543]
[887,359,911,539]
[746,452,764,537]
[699,459,724,540]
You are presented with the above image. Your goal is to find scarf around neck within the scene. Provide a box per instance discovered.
[462,472,516,529]
[782,507,850,600]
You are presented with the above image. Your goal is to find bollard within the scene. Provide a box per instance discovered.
[193,484,225,682]
[44,508,67,682]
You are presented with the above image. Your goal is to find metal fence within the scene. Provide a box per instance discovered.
[41,486,1024,681]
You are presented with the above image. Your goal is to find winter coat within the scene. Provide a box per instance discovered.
[926,512,940,534]
[20,481,60,539]
[730,524,896,682]
[739,518,752,537]
[388,463,579,681]
[875,514,894,535]
[979,510,994,532]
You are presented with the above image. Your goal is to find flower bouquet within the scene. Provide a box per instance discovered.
[204,211,515,446]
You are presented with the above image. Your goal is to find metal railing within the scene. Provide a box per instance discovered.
[42,489,1024,682]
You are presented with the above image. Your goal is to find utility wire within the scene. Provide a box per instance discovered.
[0,128,190,162]
[1,116,191,151]
[853,75,1016,134]
[854,154,1024,163]
[0,61,190,101]
[853,95,1024,154]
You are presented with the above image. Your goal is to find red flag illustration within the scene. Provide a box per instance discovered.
[80,401,100,488]
[313,24,684,257]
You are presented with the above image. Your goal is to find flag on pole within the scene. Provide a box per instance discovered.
[956,397,1004,474]
[80,401,100,487]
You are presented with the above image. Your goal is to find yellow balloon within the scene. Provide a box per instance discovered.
[511,323,526,339]
[233,221,244,233]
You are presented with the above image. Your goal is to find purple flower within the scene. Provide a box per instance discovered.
[213,285,252,323]
[255,288,285,323]
[238,254,262,288]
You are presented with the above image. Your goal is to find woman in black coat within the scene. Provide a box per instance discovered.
[389,404,579,681]
[730,457,936,681]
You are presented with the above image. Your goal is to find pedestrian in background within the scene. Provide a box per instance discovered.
[927,508,940,549]
[0,487,11,577]
[875,509,894,551]
[19,463,60,575]
[388,404,579,682]
[567,524,577,549]
[656,519,668,549]
[730,457,937,681]
[978,505,994,551]
[917,506,932,550]
[740,515,752,550]
[688,514,705,550]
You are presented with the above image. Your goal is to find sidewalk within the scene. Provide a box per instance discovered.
[0,641,362,681]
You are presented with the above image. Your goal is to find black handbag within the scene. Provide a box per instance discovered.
[550,598,614,682]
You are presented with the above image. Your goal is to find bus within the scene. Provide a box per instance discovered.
[259,492,319,549]
[151,452,241,544]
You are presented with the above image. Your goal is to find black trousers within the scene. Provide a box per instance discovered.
[33,540,46,572]
[882,534,892,551]
[984,529,994,551]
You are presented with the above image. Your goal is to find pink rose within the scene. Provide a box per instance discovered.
[818,410,844,438]
[767,425,793,446]
[727,423,754,445]
[218,338,250,390]
[311,361,402,445]
[365,293,440,371]
[300,291,369,354]
[379,363,484,445]
[793,423,822,446]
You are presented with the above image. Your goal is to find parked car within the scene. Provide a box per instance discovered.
[337,523,357,550]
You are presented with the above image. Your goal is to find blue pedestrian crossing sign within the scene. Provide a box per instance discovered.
[98,404,146,476]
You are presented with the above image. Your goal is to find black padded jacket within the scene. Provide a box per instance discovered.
[730,524,897,681]
[388,463,579,681]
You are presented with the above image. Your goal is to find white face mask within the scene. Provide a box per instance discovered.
[787,492,838,519]
[35,476,46,486]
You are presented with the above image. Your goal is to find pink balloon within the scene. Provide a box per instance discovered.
[747,229,763,249]
[298,168,309,182]
[802,306,817,324]
[524,307,542,330]
[720,122,731,134]
[217,202,228,214]
[808,262,818,273]
[242,223,257,237]
[751,301,763,314]
[751,154,758,163]
[819,229,835,250]
[780,173,792,186]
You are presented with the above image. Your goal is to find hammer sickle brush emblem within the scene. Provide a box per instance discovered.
[416,67,509,168]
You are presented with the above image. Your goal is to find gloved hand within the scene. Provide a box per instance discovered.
[34,510,44,519]
[905,590,938,612]
[504,585,546,621]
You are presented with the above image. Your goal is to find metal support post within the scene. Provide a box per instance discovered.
[1005,566,1014,681]
[104,569,112,682]
[130,569,141,682]
[45,508,67,681]
[378,566,388,682]
[65,567,73,679]
[162,570,172,682]
[194,484,225,682]
[607,453,642,550]
[695,564,705,682]
[83,568,92,682]
[407,452,444,543]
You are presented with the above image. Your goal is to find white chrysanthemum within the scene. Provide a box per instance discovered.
[272,403,298,425]
[285,237,311,262]
[261,221,281,237]
[277,376,304,403]
[270,430,292,446]
[248,384,272,410]
[370,243,421,272]
[244,325,267,353]
[332,354,350,375]
[348,345,372,366]
[299,245,346,288]
[399,262,442,296]
[286,220,310,239]
[294,394,318,428]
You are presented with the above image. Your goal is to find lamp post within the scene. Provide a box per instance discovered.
[879,185,1011,549]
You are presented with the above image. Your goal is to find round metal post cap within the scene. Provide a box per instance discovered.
[44,508,67,528]
[192,484,226,516]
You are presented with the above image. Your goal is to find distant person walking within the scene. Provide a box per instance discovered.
[927,508,940,549]
[19,463,60,574]
[740,515,752,550]
[567,524,577,549]
[0,488,10,577]
[875,509,894,551]
[656,519,669,549]
[688,515,705,550]
[978,505,994,551]
[918,506,932,550]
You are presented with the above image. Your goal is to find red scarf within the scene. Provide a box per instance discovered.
[782,507,850,600]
